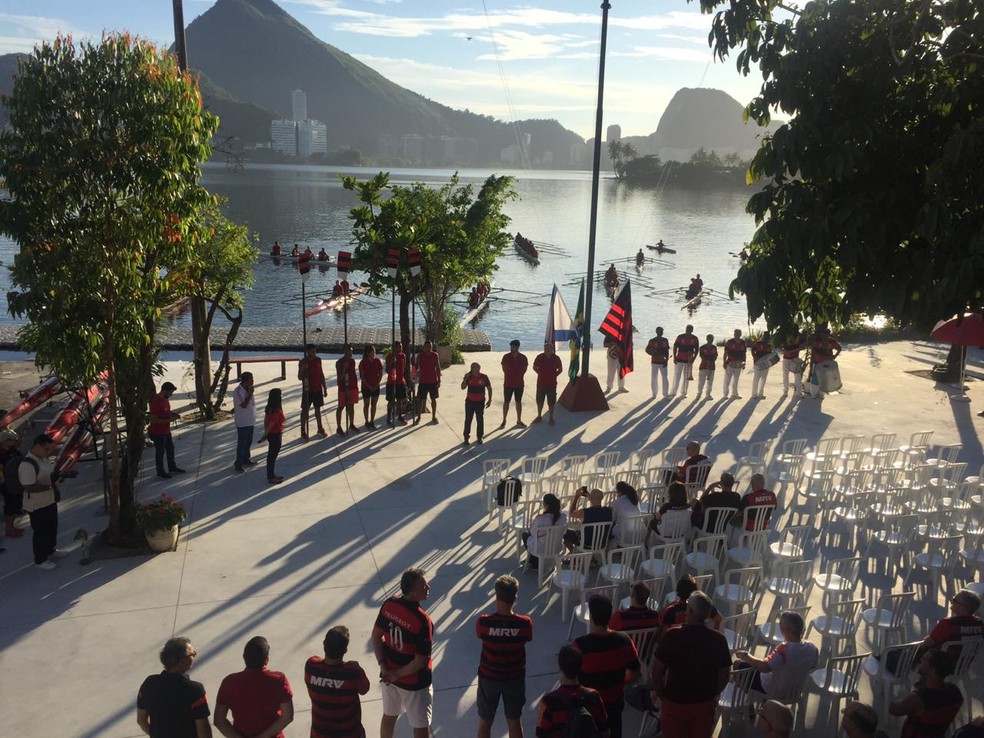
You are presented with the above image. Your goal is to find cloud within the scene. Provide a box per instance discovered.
[0,13,88,54]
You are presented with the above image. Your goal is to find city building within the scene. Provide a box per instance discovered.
[298,119,328,158]
[270,119,297,156]
[292,89,307,122]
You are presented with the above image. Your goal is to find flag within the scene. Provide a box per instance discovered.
[599,280,634,378]
[407,247,422,276]
[544,284,576,348]
[297,252,311,282]
[569,279,585,380]
[337,250,351,276]
[385,248,399,279]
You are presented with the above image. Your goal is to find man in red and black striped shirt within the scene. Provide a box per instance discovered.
[610,582,660,662]
[305,626,370,738]
[372,568,434,738]
[572,594,641,738]
[476,575,534,738]
[536,646,609,738]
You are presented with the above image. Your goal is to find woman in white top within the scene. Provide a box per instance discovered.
[524,493,568,568]
[610,480,642,544]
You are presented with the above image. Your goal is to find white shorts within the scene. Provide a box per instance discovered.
[381,681,433,728]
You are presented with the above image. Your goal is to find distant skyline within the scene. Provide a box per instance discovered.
[0,0,764,139]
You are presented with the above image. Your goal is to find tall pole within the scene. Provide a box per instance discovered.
[172,0,188,69]
[301,281,308,346]
[580,0,611,378]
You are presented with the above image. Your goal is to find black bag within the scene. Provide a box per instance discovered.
[496,476,522,506]
[4,455,46,502]
[561,695,602,738]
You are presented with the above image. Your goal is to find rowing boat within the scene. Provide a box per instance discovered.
[0,375,62,429]
[460,283,494,326]
[681,290,703,310]
[305,285,369,317]
[646,243,677,254]
[514,235,540,265]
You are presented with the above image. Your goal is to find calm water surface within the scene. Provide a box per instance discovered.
[0,164,763,349]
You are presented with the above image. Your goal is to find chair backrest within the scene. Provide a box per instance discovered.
[697,506,737,535]
[818,598,865,635]
[904,430,934,453]
[838,435,866,456]
[814,436,841,458]
[578,583,620,613]
[691,534,728,562]
[875,591,916,629]
[721,666,756,710]
[580,471,607,492]
[596,450,621,471]
[500,478,523,507]
[511,498,539,529]
[483,458,510,482]
[732,529,770,557]
[820,652,870,695]
[629,449,655,472]
[625,626,660,669]
[933,443,963,467]
[558,551,594,585]
[775,525,812,555]
[647,540,685,571]
[758,602,813,646]
[655,509,691,542]
[662,446,687,466]
[721,610,757,652]
[943,638,984,679]
[579,520,613,553]
[560,454,588,480]
[523,454,549,480]
[606,545,644,574]
[868,432,897,454]
[826,555,863,584]
[739,505,775,533]
[773,559,816,601]
[618,512,650,547]
[684,460,712,491]
[877,640,923,681]
[779,438,808,457]
[744,439,773,461]
[940,462,968,485]
[692,573,714,593]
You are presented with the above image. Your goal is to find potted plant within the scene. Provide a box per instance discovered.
[135,494,187,552]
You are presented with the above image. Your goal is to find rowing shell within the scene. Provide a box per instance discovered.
[646,244,677,254]
[681,290,703,310]
[461,283,494,327]
[304,285,368,317]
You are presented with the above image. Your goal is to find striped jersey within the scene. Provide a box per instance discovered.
[572,631,640,704]
[476,611,534,680]
[304,657,369,738]
[373,596,433,690]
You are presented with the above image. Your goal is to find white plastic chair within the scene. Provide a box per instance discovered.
[753,603,812,652]
[596,545,644,593]
[615,512,650,547]
[863,513,919,584]
[716,667,756,733]
[713,566,764,616]
[862,639,922,731]
[766,559,815,610]
[684,460,713,500]
[813,556,862,611]
[548,551,593,620]
[806,652,870,728]
[520,454,550,491]
[482,458,510,514]
[727,529,770,570]
[640,540,685,582]
[768,525,812,576]
[524,523,567,587]
[805,597,865,660]
[567,583,619,638]
[720,610,757,652]
[735,439,773,479]
[770,438,808,486]
[694,505,737,537]
[898,430,933,469]
[558,454,588,485]
[861,591,915,653]
[652,508,691,544]
[684,534,727,587]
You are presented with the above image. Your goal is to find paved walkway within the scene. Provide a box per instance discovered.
[0,338,981,737]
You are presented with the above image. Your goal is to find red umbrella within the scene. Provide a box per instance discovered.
[930,313,984,345]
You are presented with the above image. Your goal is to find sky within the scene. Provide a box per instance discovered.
[0,0,764,139]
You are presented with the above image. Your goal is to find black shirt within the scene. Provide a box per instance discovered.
[137,671,210,738]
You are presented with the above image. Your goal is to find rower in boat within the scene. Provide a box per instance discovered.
[271,240,283,257]
[303,245,314,260]
[468,287,481,309]
[317,248,330,261]
[635,249,646,268]
[290,243,300,258]
[738,248,748,262]
[685,273,704,301]
[476,280,490,299]
[332,280,344,298]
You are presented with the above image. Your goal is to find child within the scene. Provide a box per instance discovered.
[259,389,285,484]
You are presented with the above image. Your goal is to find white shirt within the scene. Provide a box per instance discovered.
[19,450,57,511]
[610,494,642,543]
[233,384,256,428]
[526,511,568,556]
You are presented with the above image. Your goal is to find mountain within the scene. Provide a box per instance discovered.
[184,0,584,165]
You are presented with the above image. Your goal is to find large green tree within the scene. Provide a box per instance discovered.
[342,172,516,350]
[696,0,984,338]
[0,34,217,539]
[608,139,638,179]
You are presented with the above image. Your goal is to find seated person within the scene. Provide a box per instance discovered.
[675,440,709,482]
[917,589,983,659]
[565,486,613,552]
[734,611,818,699]
[647,482,690,540]
[522,493,567,569]
[660,574,722,638]
[610,581,661,634]
[734,473,777,530]
[890,649,963,738]
[317,248,329,261]
[610,480,642,544]
[691,471,741,530]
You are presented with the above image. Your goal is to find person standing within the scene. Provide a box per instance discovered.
[12,434,64,569]
[298,344,328,439]
[807,326,842,398]
[462,362,493,446]
[1,428,25,541]
[722,329,747,399]
[385,341,408,426]
[335,345,359,436]
[500,340,528,429]
[305,626,371,738]
[536,646,609,738]
[475,575,534,738]
[695,334,718,401]
[750,330,774,399]
[572,595,641,738]
[260,389,285,484]
[670,325,699,397]
[650,591,731,738]
[149,382,185,478]
[232,372,256,473]
[645,326,670,399]
[532,341,563,425]
[604,336,626,393]
[136,637,212,738]
[780,329,808,398]
[214,636,293,738]
[358,345,384,430]
[414,340,441,425]
[372,568,434,738]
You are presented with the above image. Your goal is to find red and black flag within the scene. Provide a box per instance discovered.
[385,248,400,279]
[407,247,422,276]
[337,250,351,276]
[598,280,633,377]
[297,251,311,282]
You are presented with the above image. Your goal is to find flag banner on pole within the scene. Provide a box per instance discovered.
[407,247,422,276]
[297,253,311,282]
[599,280,634,378]
[569,279,585,381]
[385,248,399,279]
[337,250,351,276]
[544,284,576,348]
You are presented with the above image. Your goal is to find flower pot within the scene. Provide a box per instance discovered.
[146,525,179,553]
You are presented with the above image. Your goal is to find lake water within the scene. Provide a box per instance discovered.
[0,163,762,349]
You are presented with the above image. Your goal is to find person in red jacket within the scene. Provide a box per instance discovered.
[695,334,718,401]
[645,326,670,399]
[723,328,747,399]
[670,325,699,397]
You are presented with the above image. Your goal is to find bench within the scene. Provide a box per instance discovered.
[228,354,300,381]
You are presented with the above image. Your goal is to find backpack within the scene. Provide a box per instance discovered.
[496,476,522,506]
[561,694,601,738]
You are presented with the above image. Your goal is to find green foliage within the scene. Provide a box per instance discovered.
[0,34,217,537]
[696,0,984,337]
[134,494,187,535]
[341,171,516,347]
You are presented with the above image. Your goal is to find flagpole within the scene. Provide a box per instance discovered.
[302,280,308,346]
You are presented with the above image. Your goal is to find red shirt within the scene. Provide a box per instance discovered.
[698,344,718,370]
[536,684,608,737]
[929,615,984,646]
[476,611,534,680]
[373,597,433,690]
[737,489,777,529]
[336,357,358,390]
[751,339,772,362]
[646,336,670,365]
[302,355,325,391]
[572,631,640,704]
[386,352,406,385]
[811,336,841,364]
[264,408,285,435]
[501,351,529,388]
[533,352,563,388]
[358,356,383,389]
[148,394,171,435]
[215,667,292,738]
[724,338,747,366]
[673,333,699,363]
[781,337,806,360]
[610,606,661,633]
[466,373,491,403]
[305,657,370,738]
[416,351,440,384]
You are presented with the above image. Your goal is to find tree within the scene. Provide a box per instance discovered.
[0,34,217,540]
[608,139,638,178]
[697,0,984,338]
[188,199,258,420]
[342,172,516,352]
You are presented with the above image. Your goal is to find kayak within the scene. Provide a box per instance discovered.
[646,244,677,254]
